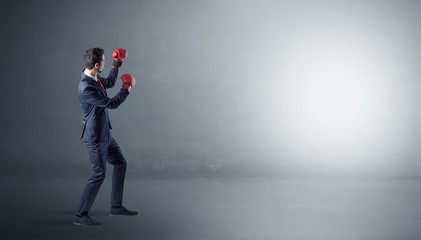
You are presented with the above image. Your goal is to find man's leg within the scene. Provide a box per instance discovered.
[106,135,137,216]
[76,141,108,216]
[106,135,127,207]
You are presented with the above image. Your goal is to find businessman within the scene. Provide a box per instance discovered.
[74,47,137,227]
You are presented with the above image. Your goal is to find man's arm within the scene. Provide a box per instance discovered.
[83,73,135,109]
[98,67,118,89]
[99,48,128,89]
[83,86,129,109]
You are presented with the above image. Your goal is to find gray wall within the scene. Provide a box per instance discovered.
[1,0,420,178]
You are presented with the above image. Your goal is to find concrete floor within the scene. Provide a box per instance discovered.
[0,176,420,240]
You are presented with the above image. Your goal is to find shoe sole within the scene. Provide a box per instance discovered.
[109,213,138,216]
[74,222,102,227]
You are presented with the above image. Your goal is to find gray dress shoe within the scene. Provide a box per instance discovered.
[110,206,138,216]
[74,215,102,227]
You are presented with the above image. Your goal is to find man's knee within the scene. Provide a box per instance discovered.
[110,155,127,169]
[119,159,127,170]
[91,169,106,183]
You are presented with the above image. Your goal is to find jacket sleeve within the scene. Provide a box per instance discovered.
[83,86,130,109]
[98,67,119,89]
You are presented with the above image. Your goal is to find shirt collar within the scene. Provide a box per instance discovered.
[83,70,98,82]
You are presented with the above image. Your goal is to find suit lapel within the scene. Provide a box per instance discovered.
[81,72,107,96]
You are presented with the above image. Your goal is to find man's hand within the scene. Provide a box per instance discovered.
[121,73,135,92]
[112,48,127,68]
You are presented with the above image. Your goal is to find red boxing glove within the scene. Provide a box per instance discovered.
[121,73,135,92]
[112,48,127,68]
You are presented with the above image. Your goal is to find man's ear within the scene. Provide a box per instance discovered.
[94,62,99,69]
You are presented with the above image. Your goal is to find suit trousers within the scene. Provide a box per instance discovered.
[76,133,127,216]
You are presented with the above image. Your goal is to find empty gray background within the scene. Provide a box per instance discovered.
[0,0,420,239]
[1,0,420,178]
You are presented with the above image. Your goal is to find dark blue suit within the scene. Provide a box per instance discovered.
[76,68,130,216]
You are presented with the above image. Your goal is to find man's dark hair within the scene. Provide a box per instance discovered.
[84,47,104,69]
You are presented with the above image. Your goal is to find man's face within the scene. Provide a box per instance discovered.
[97,55,106,73]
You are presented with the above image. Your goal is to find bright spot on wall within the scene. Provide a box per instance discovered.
[245,27,407,170]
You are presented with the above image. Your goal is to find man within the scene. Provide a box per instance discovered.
[74,47,137,227]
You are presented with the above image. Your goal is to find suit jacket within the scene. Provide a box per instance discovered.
[78,68,130,143]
